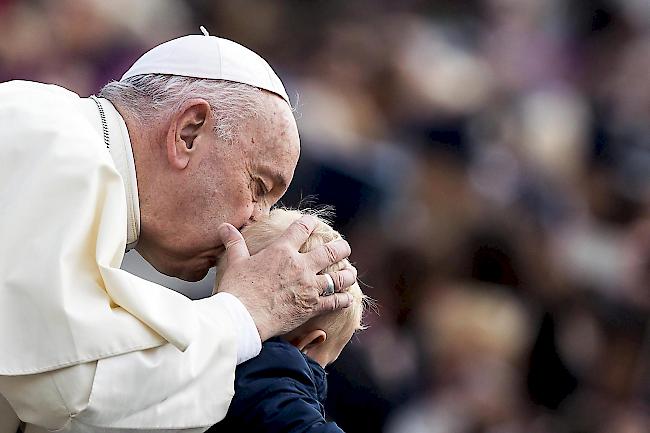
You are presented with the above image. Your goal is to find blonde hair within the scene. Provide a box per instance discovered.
[216,208,367,342]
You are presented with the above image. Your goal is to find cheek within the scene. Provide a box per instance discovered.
[206,169,255,229]
[222,186,255,227]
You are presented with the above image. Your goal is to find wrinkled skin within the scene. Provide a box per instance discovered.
[216,217,357,341]
[122,90,357,340]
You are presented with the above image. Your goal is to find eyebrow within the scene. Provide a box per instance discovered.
[259,166,288,190]
[272,170,288,189]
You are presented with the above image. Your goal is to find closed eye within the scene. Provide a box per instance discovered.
[253,178,268,201]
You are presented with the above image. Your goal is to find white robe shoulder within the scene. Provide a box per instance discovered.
[0,81,260,431]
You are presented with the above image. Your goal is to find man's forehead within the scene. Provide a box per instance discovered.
[245,93,300,182]
[255,162,293,188]
[249,121,299,155]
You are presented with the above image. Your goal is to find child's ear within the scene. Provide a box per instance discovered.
[292,329,327,351]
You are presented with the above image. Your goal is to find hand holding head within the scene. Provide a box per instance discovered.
[215,210,359,342]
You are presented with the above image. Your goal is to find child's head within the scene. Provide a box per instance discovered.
[216,208,367,367]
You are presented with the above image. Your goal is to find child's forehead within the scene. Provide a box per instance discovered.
[256,209,342,249]
[248,209,334,234]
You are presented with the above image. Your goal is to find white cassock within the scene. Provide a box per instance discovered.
[0,80,262,432]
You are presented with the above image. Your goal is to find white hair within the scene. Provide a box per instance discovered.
[98,74,266,142]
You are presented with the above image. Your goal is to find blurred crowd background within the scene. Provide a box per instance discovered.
[2,0,649,432]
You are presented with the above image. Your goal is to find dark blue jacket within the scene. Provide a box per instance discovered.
[208,337,344,433]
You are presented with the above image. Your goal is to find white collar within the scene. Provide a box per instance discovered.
[85,97,141,251]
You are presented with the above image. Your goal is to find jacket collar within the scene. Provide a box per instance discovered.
[303,352,328,402]
[261,337,329,402]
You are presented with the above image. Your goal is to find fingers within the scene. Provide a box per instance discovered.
[317,292,353,312]
[218,223,250,263]
[306,239,351,271]
[277,215,319,249]
[317,267,357,295]
[318,273,336,296]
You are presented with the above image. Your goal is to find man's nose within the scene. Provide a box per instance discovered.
[251,203,271,220]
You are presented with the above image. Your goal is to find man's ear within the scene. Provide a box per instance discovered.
[292,329,327,352]
[166,99,210,170]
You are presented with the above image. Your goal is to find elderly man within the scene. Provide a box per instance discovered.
[0,31,356,432]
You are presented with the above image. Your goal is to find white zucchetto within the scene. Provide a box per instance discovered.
[121,27,290,104]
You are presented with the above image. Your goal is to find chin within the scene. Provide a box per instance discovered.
[174,265,211,282]
[151,260,212,282]
[139,245,216,282]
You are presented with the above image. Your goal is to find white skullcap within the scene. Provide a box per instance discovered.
[121,27,290,104]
